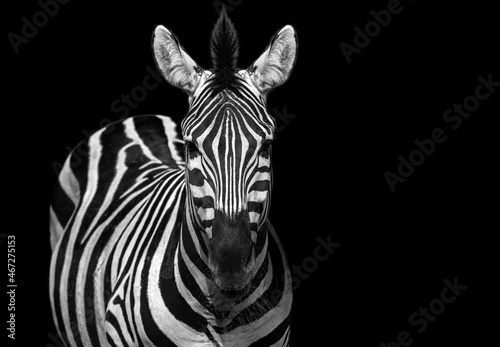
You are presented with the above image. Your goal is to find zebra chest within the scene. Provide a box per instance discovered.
[103,243,291,347]
[104,263,222,346]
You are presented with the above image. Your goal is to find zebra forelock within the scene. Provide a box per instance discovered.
[209,8,241,93]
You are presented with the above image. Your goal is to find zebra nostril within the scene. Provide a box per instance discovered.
[244,247,255,272]
[208,251,217,272]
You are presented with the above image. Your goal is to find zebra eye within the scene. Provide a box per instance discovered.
[186,141,200,158]
[194,66,203,76]
[248,66,257,76]
[258,141,272,159]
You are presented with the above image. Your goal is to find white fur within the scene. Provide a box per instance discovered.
[153,26,203,94]
[249,25,297,92]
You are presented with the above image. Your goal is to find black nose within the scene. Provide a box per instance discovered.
[210,210,252,276]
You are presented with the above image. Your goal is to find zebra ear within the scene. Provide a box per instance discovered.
[153,25,202,94]
[248,25,297,93]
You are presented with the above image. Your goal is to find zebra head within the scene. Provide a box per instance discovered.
[153,10,297,300]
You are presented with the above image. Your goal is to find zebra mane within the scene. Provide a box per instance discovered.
[209,8,241,92]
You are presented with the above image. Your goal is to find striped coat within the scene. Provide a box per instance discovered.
[49,115,292,346]
[50,8,297,346]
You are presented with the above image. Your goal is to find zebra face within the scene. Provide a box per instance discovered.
[181,86,274,294]
[153,11,297,298]
[182,85,275,237]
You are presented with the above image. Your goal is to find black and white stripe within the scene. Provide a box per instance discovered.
[182,81,276,241]
[50,115,292,346]
[50,9,297,347]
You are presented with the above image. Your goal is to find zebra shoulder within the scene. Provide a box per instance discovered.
[61,114,185,183]
[50,114,185,252]
[102,114,185,170]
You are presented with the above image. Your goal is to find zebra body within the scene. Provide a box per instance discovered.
[50,10,297,347]
[50,115,292,346]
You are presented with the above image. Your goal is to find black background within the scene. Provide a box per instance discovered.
[4,0,498,346]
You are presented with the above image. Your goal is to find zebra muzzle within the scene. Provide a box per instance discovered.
[208,210,255,295]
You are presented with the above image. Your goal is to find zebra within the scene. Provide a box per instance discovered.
[49,9,297,347]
